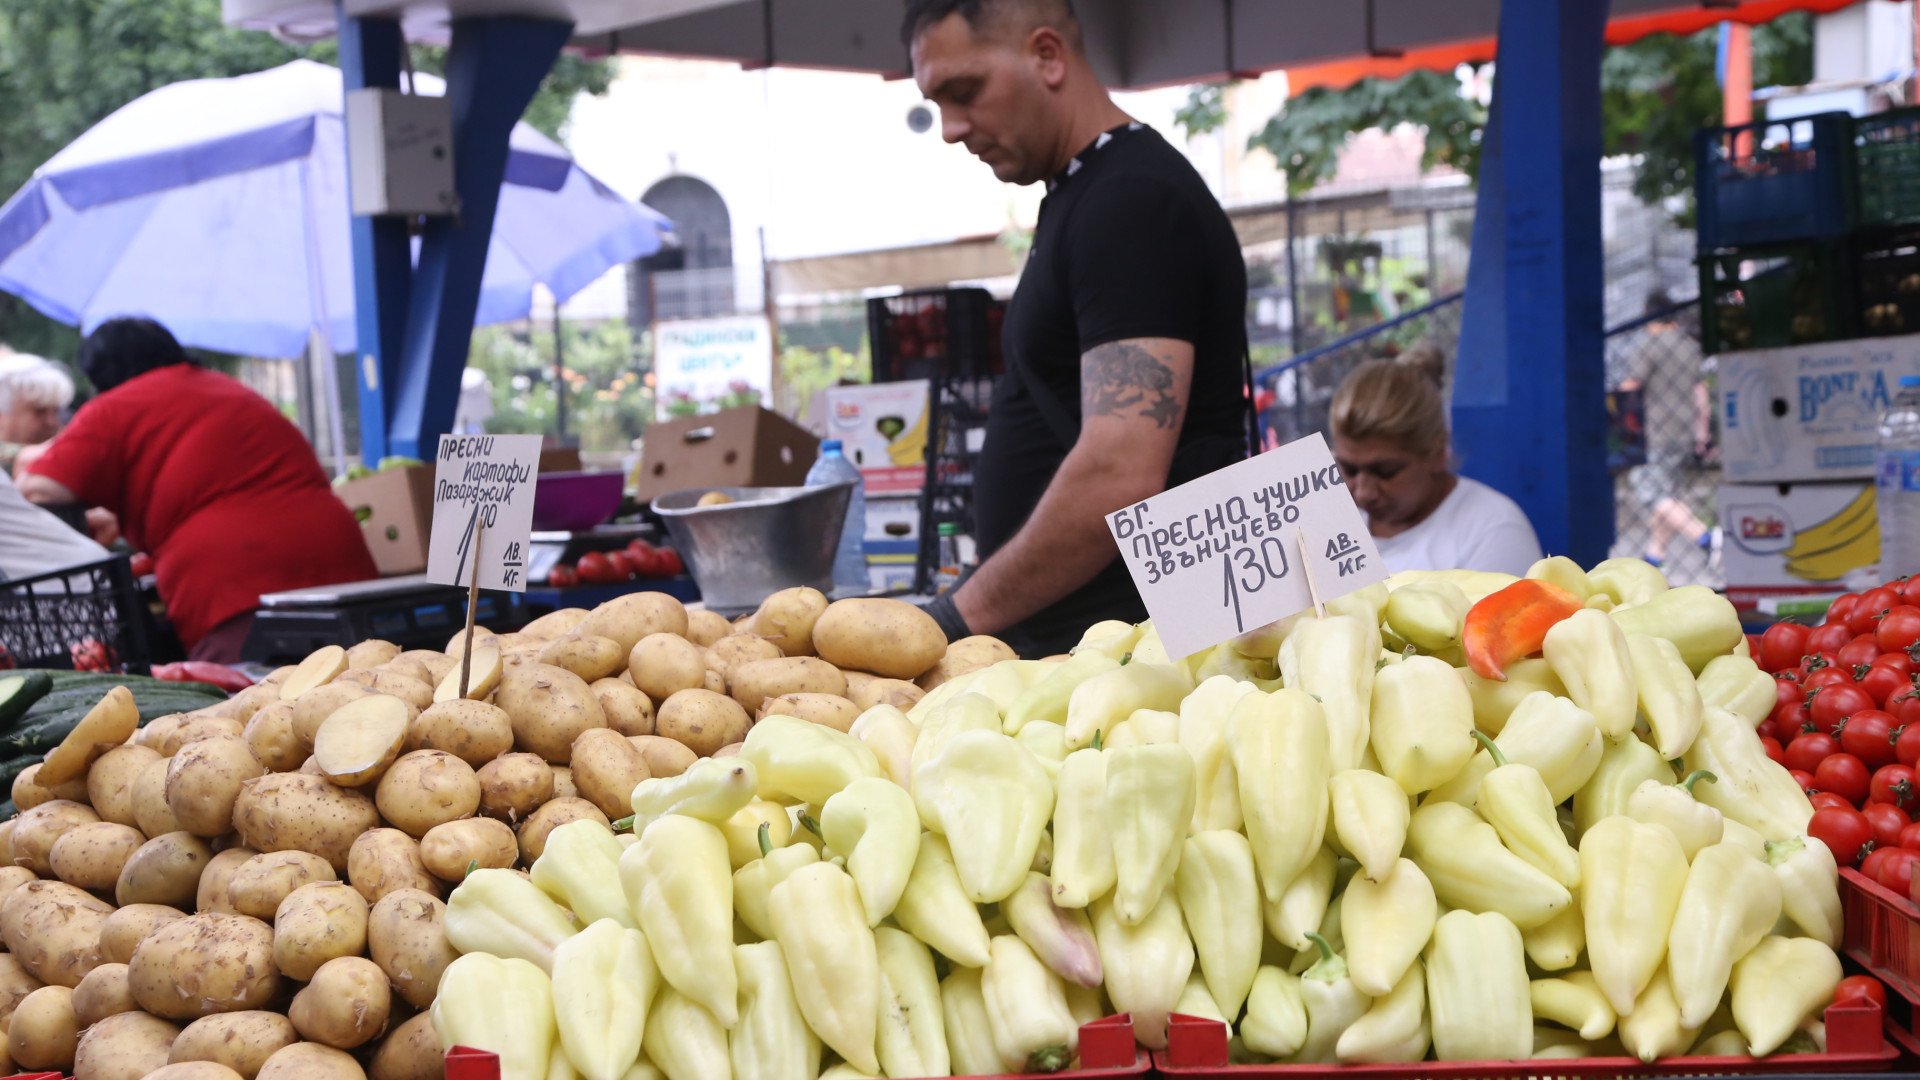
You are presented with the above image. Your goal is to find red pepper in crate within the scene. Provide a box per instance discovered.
[67,638,114,672]
[152,661,255,694]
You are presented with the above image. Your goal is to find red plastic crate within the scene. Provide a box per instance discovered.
[1841,867,1920,991]
[438,1015,1149,1079]
[1152,1002,1897,1078]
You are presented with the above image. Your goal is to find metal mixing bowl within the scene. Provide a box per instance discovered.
[651,483,854,612]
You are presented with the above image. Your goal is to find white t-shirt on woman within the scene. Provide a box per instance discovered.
[1372,476,1543,576]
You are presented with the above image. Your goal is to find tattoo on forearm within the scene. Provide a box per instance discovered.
[1082,342,1183,429]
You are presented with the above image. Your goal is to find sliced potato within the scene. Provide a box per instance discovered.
[38,686,138,786]
[280,645,349,701]
[433,643,503,702]
[312,695,410,786]
[289,680,373,745]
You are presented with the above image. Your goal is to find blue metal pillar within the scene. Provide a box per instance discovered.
[336,6,411,464]
[1453,0,1613,566]
[386,17,572,460]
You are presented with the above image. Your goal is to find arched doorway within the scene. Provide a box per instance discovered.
[629,175,734,326]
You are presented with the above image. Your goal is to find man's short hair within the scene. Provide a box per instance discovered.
[901,0,1082,50]
[0,354,75,415]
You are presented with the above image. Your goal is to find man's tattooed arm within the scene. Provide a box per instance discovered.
[1082,340,1185,430]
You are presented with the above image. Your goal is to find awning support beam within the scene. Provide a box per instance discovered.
[1453,0,1614,564]
[336,4,410,463]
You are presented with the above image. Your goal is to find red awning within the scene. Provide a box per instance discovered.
[1283,0,1866,95]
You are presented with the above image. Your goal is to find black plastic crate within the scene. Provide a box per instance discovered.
[1697,111,1855,250]
[1855,106,1920,232]
[1853,230,1920,338]
[1698,243,1853,355]
[867,287,1006,384]
[0,555,149,674]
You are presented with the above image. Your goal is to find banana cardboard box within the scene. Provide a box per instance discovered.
[1718,480,1878,609]
[1718,335,1920,483]
[824,380,930,495]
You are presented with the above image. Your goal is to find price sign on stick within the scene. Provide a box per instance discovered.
[426,434,543,592]
[1105,433,1388,660]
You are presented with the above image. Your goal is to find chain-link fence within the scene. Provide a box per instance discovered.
[1255,292,1464,450]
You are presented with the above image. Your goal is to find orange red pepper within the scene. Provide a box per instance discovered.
[1462,580,1584,681]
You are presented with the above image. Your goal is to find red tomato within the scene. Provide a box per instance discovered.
[548,564,579,588]
[1901,820,1920,850]
[625,539,656,562]
[1900,577,1920,606]
[1791,769,1818,792]
[1900,722,1920,767]
[1761,736,1785,764]
[1877,847,1920,893]
[1841,635,1883,669]
[1812,684,1876,733]
[1876,650,1917,677]
[1785,731,1839,774]
[1855,587,1902,635]
[129,551,154,577]
[656,548,684,576]
[1880,606,1920,654]
[1774,673,1804,711]
[1811,791,1857,813]
[1864,801,1913,847]
[1843,709,1902,768]
[1760,622,1811,673]
[1873,763,1920,812]
[1773,701,1814,740]
[1828,593,1863,626]
[1861,663,1910,707]
[1836,975,1889,1009]
[1815,753,1872,803]
[1809,621,1857,658]
[1810,806,1876,866]
[575,551,617,584]
[1804,665,1856,693]
[1893,687,1920,730]
[605,551,635,580]
[1861,846,1902,884]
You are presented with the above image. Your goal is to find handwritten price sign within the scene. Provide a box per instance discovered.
[426,434,543,592]
[1105,433,1386,659]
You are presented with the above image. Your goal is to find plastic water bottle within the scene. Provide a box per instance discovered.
[807,439,869,594]
[1876,375,1920,578]
[933,522,962,594]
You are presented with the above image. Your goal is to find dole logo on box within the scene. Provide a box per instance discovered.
[1727,502,1793,555]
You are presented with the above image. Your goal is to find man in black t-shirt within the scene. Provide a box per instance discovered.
[906,0,1250,656]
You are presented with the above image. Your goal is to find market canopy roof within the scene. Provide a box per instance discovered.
[225,0,1875,91]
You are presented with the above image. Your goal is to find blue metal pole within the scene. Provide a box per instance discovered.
[386,16,572,461]
[336,5,411,465]
[1453,0,1613,566]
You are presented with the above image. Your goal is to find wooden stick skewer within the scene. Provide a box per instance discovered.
[458,517,485,698]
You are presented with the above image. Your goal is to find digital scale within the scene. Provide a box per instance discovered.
[243,574,528,663]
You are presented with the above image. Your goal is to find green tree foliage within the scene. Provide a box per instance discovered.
[0,0,609,359]
[1182,15,1812,208]
[467,320,652,454]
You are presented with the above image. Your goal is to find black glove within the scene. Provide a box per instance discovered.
[923,591,971,643]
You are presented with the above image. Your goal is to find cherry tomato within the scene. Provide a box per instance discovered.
[1805,665,1857,694]
[1785,731,1839,774]
[1811,791,1857,813]
[1864,801,1913,847]
[1900,723,1920,767]
[128,551,154,577]
[656,547,684,576]
[1877,650,1917,677]
[1836,975,1889,1009]
[547,563,579,588]
[1775,673,1804,710]
[1812,684,1876,733]
[1861,846,1902,884]
[1877,847,1920,893]
[605,551,635,580]
[1761,735,1785,764]
[1843,709,1902,768]
[1900,820,1920,850]
[1809,621,1857,658]
[1856,586,1902,635]
[1773,701,1814,741]
[1873,763,1920,812]
[1815,753,1872,804]
[1879,606,1920,654]
[1791,769,1818,792]
[1900,577,1920,606]
[1841,635,1884,670]
[575,551,617,584]
[1811,806,1877,865]
[1828,592,1863,627]
[1760,622,1811,674]
[1861,663,1911,707]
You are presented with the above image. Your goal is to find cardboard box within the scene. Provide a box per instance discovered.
[864,495,923,544]
[1718,480,1877,609]
[867,563,918,594]
[634,406,819,503]
[334,466,435,576]
[1719,335,1920,482]
[824,381,931,494]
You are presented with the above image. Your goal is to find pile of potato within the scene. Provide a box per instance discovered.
[0,588,992,1080]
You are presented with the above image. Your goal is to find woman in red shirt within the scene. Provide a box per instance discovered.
[18,318,377,661]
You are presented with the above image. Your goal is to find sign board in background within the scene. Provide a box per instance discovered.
[427,434,544,592]
[653,314,775,421]
[1107,434,1387,660]
[1718,333,1920,483]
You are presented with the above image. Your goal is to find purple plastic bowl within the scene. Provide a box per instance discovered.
[531,470,626,533]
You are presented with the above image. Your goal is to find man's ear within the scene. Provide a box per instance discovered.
[1027,26,1070,88]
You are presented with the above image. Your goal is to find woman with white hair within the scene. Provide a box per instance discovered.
[0,352,75,472]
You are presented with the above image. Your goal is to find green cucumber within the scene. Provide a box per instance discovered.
[0,673,53,728]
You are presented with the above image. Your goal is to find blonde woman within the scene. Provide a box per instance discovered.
[1329,353,1542,574]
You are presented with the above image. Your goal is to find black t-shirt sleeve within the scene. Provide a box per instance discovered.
[1063,174,1209,354]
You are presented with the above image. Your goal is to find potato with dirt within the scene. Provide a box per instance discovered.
[812,597,948,679]
[0,879,112,987]
[86,744,161,828]
[475,752,554,823]
[165,734,266,837]
[495,662,608,764]
[517,797,609,862]
[223,850,335,921]
[72,962,137,1027]
[568,729,651,818]
[580,591,688,651]
[9,983,78,1071]
[272,882,368,982]
[418,818,518,882]
[113,831,214,908]
[98,904,188,965]
[288,956,389,1049]
[169,1010,299,1078]
[231,772,380,873]
[590,678,654,737]
[128,912,279,1020]
[366,889,456,1010]
[374,750,481,838]
[750,586,829,656]
[407,699,512,767]
[72,1009,181,1080]
[9,799,100,876]
[346,829,439,904]
[49,822,144,892]
[728,656,848,714]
